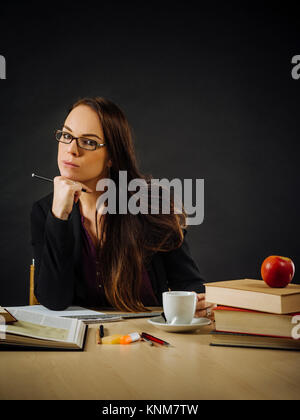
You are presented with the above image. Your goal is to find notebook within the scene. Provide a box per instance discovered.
[5,305,162,324]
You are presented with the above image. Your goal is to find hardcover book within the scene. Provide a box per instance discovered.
[0,308,87,351]
[210,330,300,351]
[214,305,300,338]
[205,279,300,314]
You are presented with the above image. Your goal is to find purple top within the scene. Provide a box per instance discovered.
[80,214,159,307]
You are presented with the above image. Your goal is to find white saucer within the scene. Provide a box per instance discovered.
[148,316,211,332]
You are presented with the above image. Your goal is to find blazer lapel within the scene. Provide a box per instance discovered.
[71,201,86,300]
[72,201,82,265]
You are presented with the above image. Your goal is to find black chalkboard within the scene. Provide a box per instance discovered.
[0,2,299,305]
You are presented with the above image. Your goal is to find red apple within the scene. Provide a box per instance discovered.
[261,255,295,288]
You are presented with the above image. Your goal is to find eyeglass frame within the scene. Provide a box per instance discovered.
[55,129,106,151]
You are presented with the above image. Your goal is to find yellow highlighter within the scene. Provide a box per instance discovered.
[102,334,123,344]
[102,333,141,345]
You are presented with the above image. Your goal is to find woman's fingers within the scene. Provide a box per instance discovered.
[54,176,93,193]
[68,180,93,193]
[193,292,216,320]
[195,297,214,311]
[196,293,205,302]
[74,190,82,203]
[190,292,216,319]
[52,176,93,219]
[194,306,216,320]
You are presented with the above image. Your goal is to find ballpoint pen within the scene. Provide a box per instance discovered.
[141,332,171,347]
[100,325,104,338]
[142,336,154,346]
[32,173,88,192]
[96,325,104,345]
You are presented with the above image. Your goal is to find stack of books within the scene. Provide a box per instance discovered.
[205,279,300,351]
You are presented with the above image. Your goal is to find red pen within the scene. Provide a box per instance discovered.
[141,332,171,347]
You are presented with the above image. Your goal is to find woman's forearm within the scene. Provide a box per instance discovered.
[31,203,77,310]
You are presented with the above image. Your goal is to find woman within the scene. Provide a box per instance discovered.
[30,97,214,319]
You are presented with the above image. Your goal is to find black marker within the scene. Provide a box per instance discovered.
[100,325,104,338]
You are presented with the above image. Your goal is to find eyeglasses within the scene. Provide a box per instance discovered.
[55,129,106,151]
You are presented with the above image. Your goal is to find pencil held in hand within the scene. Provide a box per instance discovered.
[32,173,88,193]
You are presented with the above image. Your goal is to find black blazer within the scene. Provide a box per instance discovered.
[30,192,205,310]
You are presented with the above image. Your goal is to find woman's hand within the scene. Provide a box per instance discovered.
[194,293,216,321]
[52,176,93,220]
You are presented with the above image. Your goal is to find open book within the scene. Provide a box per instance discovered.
[0,308,87,351]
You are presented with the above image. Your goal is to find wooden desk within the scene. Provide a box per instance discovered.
[0,308,299,400]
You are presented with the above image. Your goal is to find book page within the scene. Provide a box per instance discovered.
[0,308,80,343]
[5,305,106,318]
[4,320,69,341]
[4,305,123,323]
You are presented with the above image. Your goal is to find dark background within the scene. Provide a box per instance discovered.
[0,2,299,305]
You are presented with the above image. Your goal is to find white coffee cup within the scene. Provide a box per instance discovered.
[162,291,197,325]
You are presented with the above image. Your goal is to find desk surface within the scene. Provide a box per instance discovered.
[0,308,299,400]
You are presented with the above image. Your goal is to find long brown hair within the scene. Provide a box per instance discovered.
[69,97,187,312]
